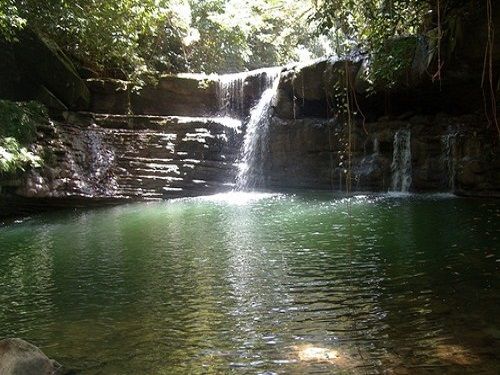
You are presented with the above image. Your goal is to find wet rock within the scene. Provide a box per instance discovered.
[273,89,295,119]
[0,338,61,375]
[14,114,242,202]
[264,113,499,195]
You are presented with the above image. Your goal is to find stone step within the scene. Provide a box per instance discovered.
[75,112,242,131]
[117,155,236,168]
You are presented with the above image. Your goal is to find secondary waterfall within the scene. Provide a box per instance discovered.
[391,129,412,192]
[441,134,457,191]
[235,68,281,190]
[216,67,282,119]
[217,73,246,117]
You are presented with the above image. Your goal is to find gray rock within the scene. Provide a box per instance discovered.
[0,338,61,375]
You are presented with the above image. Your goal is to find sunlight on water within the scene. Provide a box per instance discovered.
[0,192,498,374]
[196,191,280,205]
[293,345,341,363]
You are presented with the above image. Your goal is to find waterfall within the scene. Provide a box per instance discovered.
[391,129,412,192]
[217,72,246,117]
[441,133,457,191]
[216,68,282,119]
[235,69,281,190]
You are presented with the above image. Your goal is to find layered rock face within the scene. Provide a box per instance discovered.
[1,18,499,215]
[85,68,280,118]
[263,54,499,196]
[17,113,242,201]
[1,68,282,213]
[264,113,499,195]
[2,58,498,216]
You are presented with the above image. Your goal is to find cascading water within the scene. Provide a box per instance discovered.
[217,73,246,117]
[235,69,281,190]
[441,133,457,191]
[391,129,412,192]
[216,68,282,119]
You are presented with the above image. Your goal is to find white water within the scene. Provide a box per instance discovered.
[235,69,281,190]
[441,134,457,191]
[217,72,246,117]
[391,129,412,192]
[216,67,282,118]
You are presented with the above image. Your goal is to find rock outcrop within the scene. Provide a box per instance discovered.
[0,29,90,111]
[0,338,61,375]
[14,113,242,202]
[264,113,499,195]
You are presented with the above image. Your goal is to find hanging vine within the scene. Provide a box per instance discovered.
[432,0,444,85]
[482,0,499,139]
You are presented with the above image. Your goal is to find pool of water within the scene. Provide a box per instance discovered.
[0,192,499,374]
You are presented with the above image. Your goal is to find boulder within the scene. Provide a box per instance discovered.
[274,60,361,119]
[0,338,61,375]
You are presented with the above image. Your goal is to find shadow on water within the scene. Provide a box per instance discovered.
[0,192,498,374]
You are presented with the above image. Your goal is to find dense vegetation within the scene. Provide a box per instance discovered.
[1,1,490,79]
[0,101,44,174]
[1,0,479,83]
[0,0,333,79]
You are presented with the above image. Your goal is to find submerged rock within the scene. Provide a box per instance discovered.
[0,338,61,375]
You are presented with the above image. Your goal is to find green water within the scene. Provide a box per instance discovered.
[0,192,499,374]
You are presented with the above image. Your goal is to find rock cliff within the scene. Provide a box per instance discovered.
[1,20,499,218]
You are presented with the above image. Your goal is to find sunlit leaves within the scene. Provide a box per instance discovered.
[0,137,41,174]
[0,0,26,41]
[0,101,47,174]
[313,0,430,87]
[4,0,337,77]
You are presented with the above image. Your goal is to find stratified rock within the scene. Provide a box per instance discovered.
[0,338,61,375]
[131,75,218,117]
[15,113,242,201]
[264,114,499,195]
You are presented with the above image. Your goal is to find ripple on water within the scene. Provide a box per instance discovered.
[0,193,498,374]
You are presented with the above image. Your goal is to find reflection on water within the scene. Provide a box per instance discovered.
[0,192,499,374]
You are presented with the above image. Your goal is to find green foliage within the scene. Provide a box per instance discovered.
[0,0,25,40]
[12,0,189,75]
[0,100,46,174]
[313,0,429,87]
[186,0,328,73]
[370,36,419,87]
[0,137,41,174]
[0,100,46,144]
[3,0,332,77]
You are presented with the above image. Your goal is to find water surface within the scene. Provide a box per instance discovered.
[0,192,499,374]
